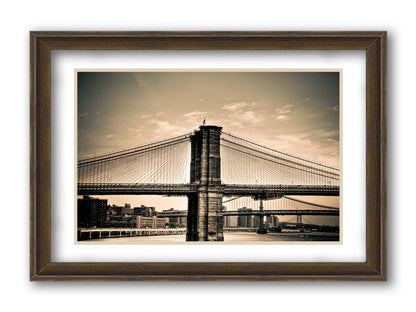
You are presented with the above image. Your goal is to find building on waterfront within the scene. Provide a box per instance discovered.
[105,215,137,228]
[108,204,123,215]
[103,203,160,228]
[162,208,187,228]
[237,207,254,228]
[78,195,107,228]
[253,214,260,228]
[266,215,279,228]
[136,216,169,229]
[133,205,156,217]
[122,203,134,215]
[78,198,171,229]
[224,215,238,227]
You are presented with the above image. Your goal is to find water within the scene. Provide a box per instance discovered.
[88,232,339,243]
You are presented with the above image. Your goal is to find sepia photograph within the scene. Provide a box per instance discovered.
[76,70,341,243]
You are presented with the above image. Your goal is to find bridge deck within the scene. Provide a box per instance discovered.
[158,209,339,217]
[78,183,339,196]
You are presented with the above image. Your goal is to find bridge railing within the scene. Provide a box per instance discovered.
[78,182,339,196]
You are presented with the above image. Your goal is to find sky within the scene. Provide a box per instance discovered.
[77,71,340,225]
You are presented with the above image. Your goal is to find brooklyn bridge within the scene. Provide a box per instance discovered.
[78,125,340,241]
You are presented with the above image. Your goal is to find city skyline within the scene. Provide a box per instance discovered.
[78,194,339,232]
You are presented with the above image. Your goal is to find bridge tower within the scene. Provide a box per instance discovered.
[257,198,267,234]
[186,125,224,241]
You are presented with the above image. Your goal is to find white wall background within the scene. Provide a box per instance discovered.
[0,0,410,311]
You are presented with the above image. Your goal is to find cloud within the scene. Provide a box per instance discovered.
[275,115,291,121]
[228,120,243,128]
[183,111,205,119]
[182,110,207,128]
[263,131,340,168]
[222,102,256,112]
[218,102,265,126]
[183,110,207,124]
[274,104,293,121]
[240,111,257,122]
[275,104,293,115]
[147,119,188,138]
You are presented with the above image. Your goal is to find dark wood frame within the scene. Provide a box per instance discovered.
[30,31,387,281]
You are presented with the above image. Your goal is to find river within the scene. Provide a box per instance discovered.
[87,232,339,243]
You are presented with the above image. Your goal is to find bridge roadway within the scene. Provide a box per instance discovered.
[158,209,339,217]
[78,183,339,197]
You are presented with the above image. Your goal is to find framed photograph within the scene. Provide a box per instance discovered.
[30,31,387,281]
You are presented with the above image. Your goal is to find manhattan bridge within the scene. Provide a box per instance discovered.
[78,125,340,241]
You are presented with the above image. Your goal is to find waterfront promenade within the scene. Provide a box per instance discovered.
[79,231,339,242]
